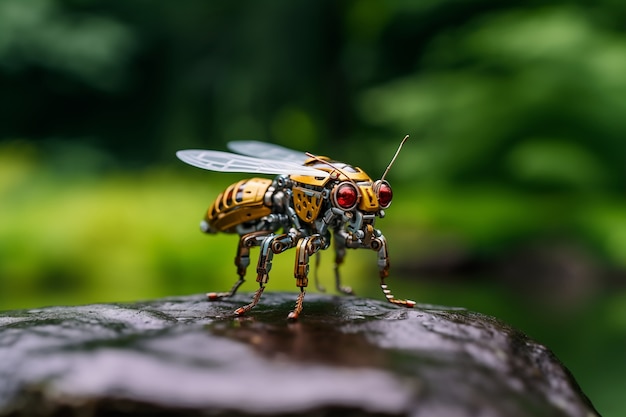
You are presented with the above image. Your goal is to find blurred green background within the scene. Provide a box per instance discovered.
[1,0,624,415]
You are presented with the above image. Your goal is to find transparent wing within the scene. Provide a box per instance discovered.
[227,140,310,164]
[176,150,329,177]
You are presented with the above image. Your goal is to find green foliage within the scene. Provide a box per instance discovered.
[362,9,624,188]
[0,0,135,91]
[0,143,215,307]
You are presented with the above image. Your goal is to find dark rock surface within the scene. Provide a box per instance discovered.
[0,293,598,417]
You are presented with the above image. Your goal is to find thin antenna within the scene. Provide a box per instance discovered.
[380,134,409,182]
[305,152,358,185]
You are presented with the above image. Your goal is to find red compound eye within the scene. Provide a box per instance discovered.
[333,183,358,210]
[376,181,393,208]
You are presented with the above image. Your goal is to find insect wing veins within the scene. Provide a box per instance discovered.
[227,140,310,164]
[176,150,328,177]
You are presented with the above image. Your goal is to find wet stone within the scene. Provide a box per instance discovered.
[0,293,598,417]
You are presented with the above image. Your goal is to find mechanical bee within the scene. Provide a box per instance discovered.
[176,136,415,320]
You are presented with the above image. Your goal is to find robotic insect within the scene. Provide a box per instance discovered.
[176,136,415,320]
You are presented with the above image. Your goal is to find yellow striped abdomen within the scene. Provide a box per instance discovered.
[203,178,273,233]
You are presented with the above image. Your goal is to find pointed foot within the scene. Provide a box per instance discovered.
[287,288,306,321]
[380,283,414,308]
[338,286,354,295]
[207,292,230,301]
[388,298,416,308]
[232,286,265,317]
[234,307,247,316]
